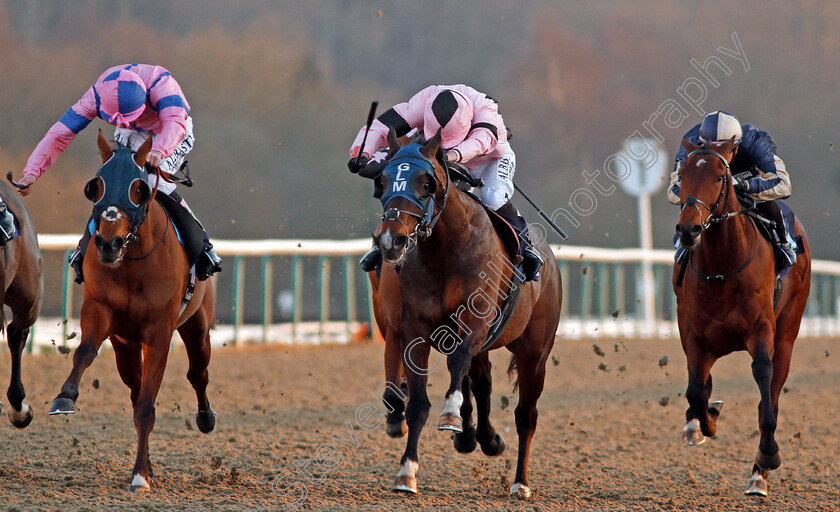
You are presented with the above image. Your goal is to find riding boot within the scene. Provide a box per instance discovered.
[494,201,543,281]
[777,240,797,269]
[756,200,796,270]
[69,220,94,284]
[197,231,223,281]
[0,200,15,244]
[360,245,382,272]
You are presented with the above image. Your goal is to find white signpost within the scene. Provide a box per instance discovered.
[617,138,668,337]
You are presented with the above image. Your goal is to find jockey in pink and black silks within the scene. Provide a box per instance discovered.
[16,64,221,282]
[348,84,543,280]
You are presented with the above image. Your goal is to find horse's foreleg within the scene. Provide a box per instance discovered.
[751,343,780,472]
[50,303,111,415]
[112,338,142,406]
[394,338,432,494]
[469,352,505,456]
[129,330,172,492]
[682,343,719,444]
[383,327,406,438]
[437,340,473,433]
[511,349,548,500]
[5,322,33,428]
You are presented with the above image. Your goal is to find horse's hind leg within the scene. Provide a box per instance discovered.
[383,327,407,438]
[5,321,33,428]
[468,351,505,456]
[437,340,472,432]
[682,341,720,445]
[50,302,111,414]
[452,374,477,453]
[510,346,549,500]
[129,327,172,492]
[178,307,215,434]
[112,338,152,477]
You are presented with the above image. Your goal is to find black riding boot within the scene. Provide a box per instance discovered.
[69,219,94,284]
[359,245,382,272]
[495,201,544,281]
[197,232,223,281]
[756,200,796,269]
[0,200,15,244]
[156,191,222,280]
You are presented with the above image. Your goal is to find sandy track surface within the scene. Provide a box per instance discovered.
[1,336,838,511]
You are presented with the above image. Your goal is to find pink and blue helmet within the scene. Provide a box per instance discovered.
[98,69,147,127]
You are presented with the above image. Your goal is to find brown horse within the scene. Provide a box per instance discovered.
[673,138,811,496]
[0,181,43,428]
[373,131,562,499]
[49,131,217,492]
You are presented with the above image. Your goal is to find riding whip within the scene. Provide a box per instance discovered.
[513,182,569,240]
[353,101,379,171]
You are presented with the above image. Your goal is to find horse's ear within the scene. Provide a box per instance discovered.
[97,129,113,162]
[682,137,699,154]
[420,128,442,159]
[134,136,154,167]
[387,127,400,157]
[717,135,739,159]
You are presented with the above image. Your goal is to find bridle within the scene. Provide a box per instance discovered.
[379,148,451,252]
[93,161,167,263]
[679,147,758,281]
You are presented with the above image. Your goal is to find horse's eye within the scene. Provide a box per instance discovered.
[422,182,431,191]
[715,176,724,182]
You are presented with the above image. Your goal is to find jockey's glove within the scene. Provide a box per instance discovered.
[733,176,749,192]
[348,155,368,174]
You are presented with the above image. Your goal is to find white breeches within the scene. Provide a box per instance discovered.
[469,146,516,211]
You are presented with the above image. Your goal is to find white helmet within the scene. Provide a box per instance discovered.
[698,110,742,144]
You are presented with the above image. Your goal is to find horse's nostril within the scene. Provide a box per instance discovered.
[114,237,125,249]
[690,225,702,237]
[393,235,407,249]
[675,224,683,235]
[94,235,103,248]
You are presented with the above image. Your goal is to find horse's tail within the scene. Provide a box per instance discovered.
[507,354,519,392]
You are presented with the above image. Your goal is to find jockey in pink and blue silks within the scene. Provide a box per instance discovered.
[348,84,543,281]
[15,64,221,282]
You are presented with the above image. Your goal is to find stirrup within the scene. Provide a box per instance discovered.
[360,245,382,272]
[777,242,797,269]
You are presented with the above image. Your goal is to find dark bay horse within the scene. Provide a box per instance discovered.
[374,131,562,499]
[49,131,217,492]
[0,181,43,428]
[673,137,811,496]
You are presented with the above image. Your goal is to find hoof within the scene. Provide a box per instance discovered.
[510,482,532,500]
[393,476,418,494]
[709,400,724,413]
[745,472,768,496]
[128,474,151,492]
[452,428,477,454]
[8,401,33,429]
[386,420,407,438]
[755,449,781,471]
[195,406,218,434]
[48,397,76,415]
[681,418,705,446]
[437,412,463,433]
[393,460,418,494]
[480,433,506,456]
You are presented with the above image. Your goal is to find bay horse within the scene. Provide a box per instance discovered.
[374,130,562,499]
[49,131,217,492]
[0,180,43,428]
[673,137,811,496]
